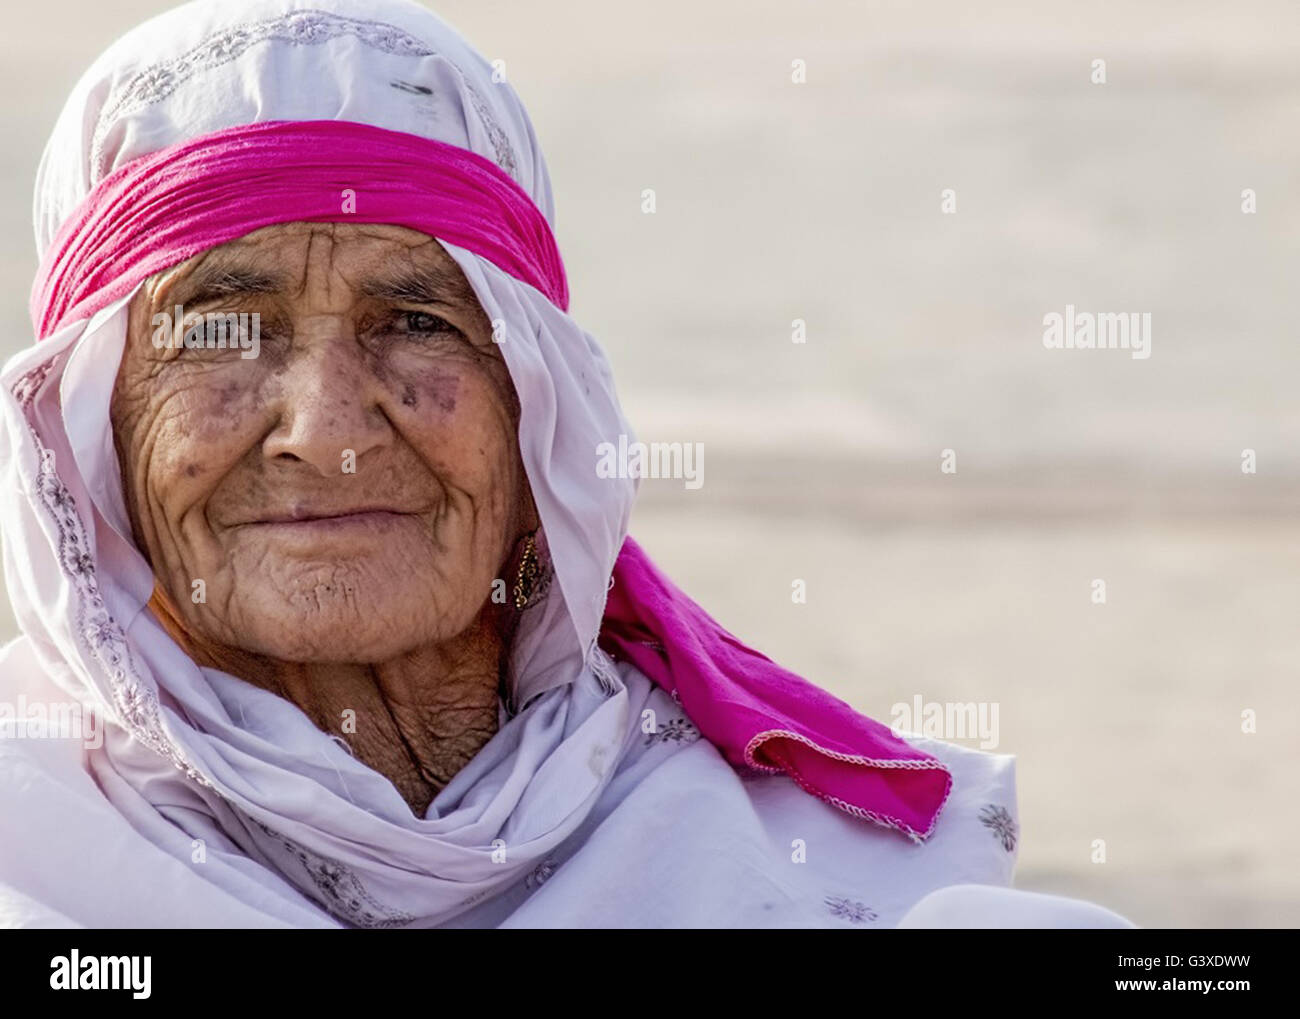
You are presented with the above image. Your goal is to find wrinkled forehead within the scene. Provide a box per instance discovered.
[36,0,553,256]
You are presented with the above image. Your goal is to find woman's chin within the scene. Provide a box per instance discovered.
[231,625,421,666]
[207,594,450,665]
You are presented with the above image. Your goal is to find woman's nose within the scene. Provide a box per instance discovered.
[261,316,391,475]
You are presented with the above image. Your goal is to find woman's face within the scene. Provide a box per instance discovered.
[111,222,530,664]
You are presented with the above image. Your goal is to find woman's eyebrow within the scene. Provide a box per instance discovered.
[361,265,477,307]
[168,263,287,306]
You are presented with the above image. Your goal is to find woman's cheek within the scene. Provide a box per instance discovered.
[434,390,515,488]
[148,373,269,536]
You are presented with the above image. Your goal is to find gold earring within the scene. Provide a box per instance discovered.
[513,533,541,610]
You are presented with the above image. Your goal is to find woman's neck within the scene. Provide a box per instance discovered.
[148,587,503,815]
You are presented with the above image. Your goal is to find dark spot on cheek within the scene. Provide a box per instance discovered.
[388,369,460,415]
[217,382,242,411]
[185,464,203,478]
[421,375,458,414]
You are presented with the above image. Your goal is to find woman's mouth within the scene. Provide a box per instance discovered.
[244,508,421,531]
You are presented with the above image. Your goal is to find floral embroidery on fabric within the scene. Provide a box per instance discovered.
[979,803,1018,852]
[14,365,209,788]
[91,9,519,180]
[644,716,700,747]
[248,819,416,928]
[824,896,878,924]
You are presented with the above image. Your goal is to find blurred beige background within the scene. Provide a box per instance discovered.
[2,0,1298,927]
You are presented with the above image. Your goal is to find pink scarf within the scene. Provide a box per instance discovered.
[32,119,951,841]
[602,539,950,840]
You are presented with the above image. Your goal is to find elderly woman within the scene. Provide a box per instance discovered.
[0,0,1130,929]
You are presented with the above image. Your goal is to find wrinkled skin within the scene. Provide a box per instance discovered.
[111,222,537,814]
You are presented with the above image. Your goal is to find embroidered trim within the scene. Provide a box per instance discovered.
[743,727,954,843]
[91,9,518,180]
[13,364,209,787]
[248,818,417,928]
[463,79,519,178]
[979,803,1018,853]
[12,362,52,407]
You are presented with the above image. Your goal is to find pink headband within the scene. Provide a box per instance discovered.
[31,119,568,338]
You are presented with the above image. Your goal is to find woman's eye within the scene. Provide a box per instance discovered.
[400,310,459,336]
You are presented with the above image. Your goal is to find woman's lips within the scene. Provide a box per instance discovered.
[244,509,419,530]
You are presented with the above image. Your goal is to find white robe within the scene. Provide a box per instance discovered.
[0,635,1129,928]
